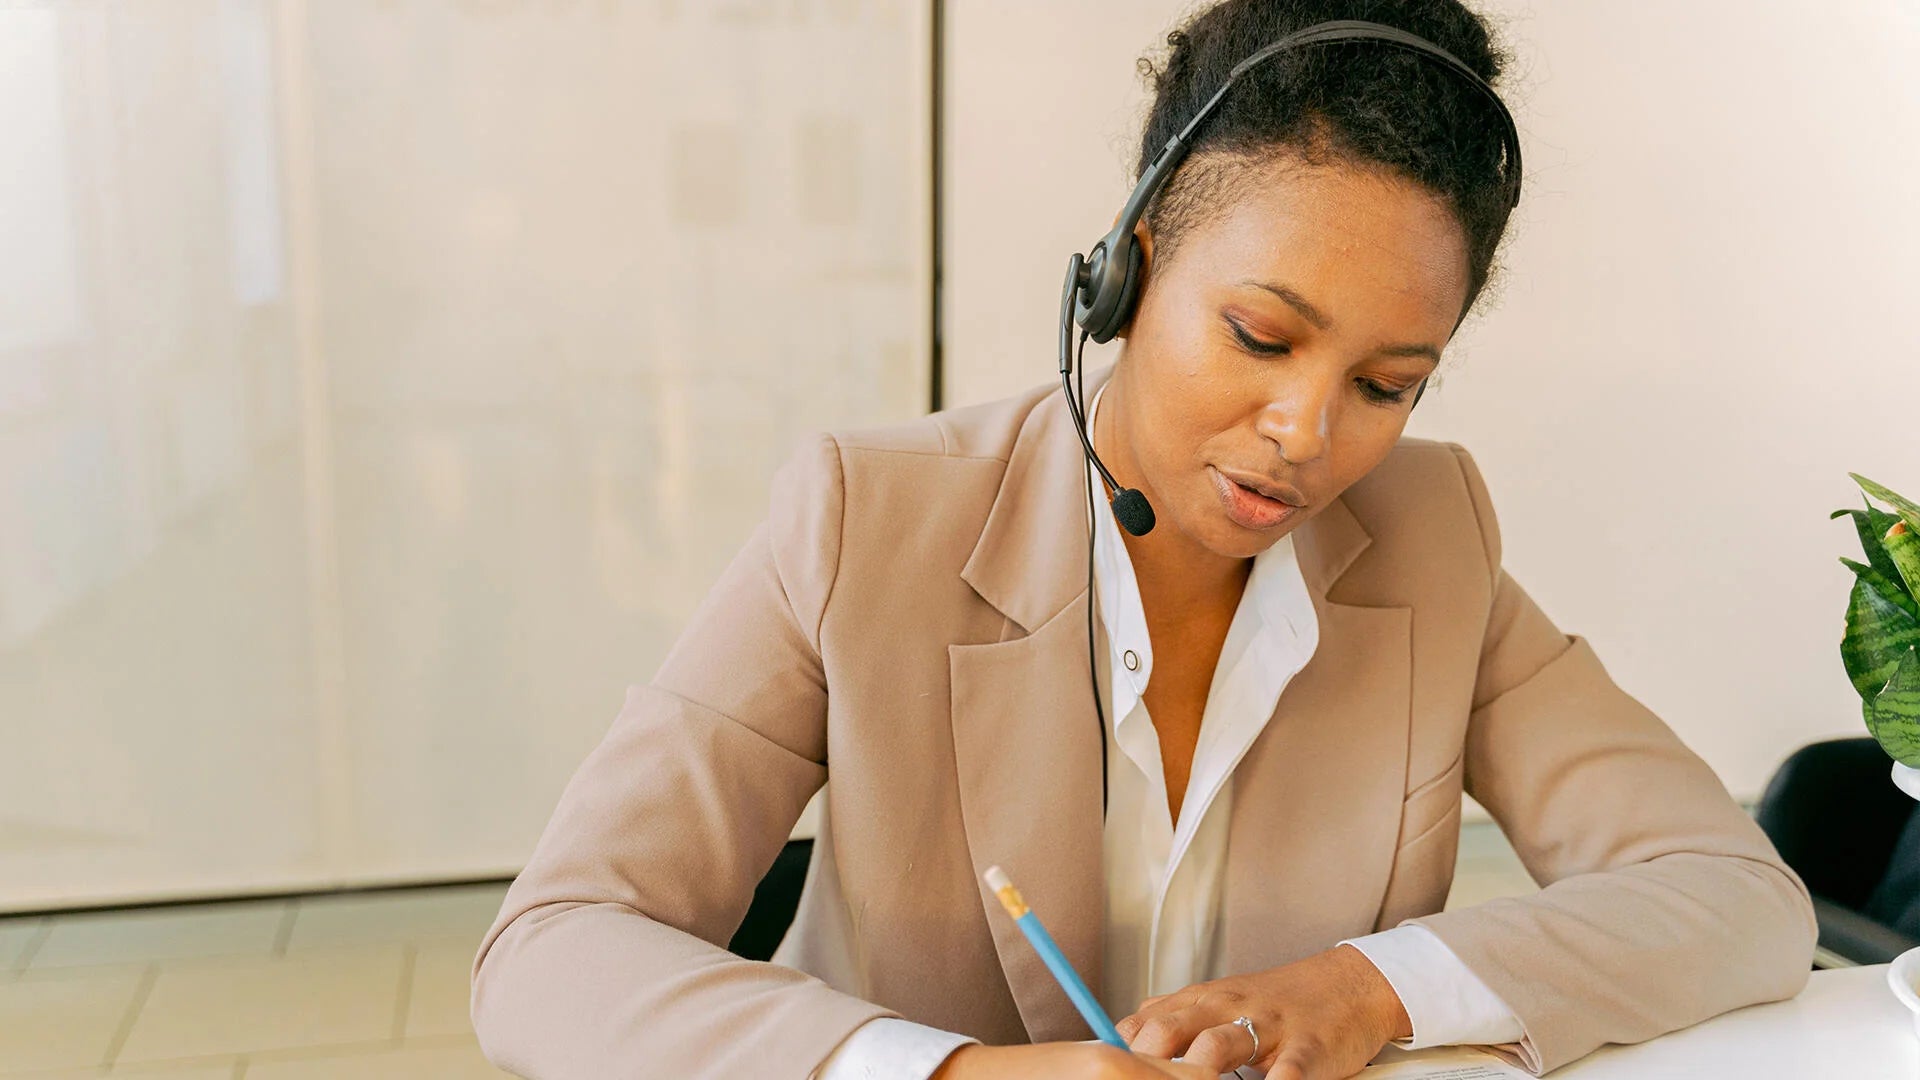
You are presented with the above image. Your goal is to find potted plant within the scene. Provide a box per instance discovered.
[1833,473,1920,1038]
[1833,473,1920,797]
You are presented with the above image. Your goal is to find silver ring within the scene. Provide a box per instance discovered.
[1232,1015,1259,1068]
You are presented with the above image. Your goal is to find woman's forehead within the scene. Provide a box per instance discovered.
[1172,165,1470,328]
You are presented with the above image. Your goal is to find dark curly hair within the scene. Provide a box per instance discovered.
[1135,0,1520,328]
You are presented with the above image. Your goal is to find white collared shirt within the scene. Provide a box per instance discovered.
[814,385,1528,1077]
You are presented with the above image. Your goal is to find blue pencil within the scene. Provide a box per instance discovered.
[984,865,1129,1049]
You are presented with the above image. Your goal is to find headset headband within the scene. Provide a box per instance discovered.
[1072,18,1523,346]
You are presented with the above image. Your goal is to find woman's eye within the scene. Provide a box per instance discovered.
[1358,379,1413,404]
[1225,318,1289,356]
[1228,316,1414,406]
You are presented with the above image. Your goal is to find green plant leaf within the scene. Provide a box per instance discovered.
[1850,473,1920,534]
[1883,519,1920,601]
[1839,556,1920,620]
[1842,572,1920,699]
[1831,499,1905,586]
[1864,647,1920,767]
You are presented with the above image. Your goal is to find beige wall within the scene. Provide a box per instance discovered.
[943,0,1920,814]
[0,0,928,911]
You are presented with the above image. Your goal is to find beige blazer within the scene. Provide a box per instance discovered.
[471,364,1817,1079]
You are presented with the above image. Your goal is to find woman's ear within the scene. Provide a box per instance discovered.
[1111,217,1154,342]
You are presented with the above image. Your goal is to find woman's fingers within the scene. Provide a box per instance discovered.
[1116,999,1175,1042]
[1262,1047,1313,1080]
[1122,1003,1245,1061]
[1178,1019,1263,1073]
[1120,1006,1195,1058]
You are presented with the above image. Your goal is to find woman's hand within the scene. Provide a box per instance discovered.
[1115,944,1412,1079]
[930,1041,1219,1080]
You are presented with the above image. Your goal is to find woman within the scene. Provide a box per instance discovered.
[471,2,1817,1078]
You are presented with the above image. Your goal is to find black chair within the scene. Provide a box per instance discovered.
[728,838,814,961]
[1754,737,1920,965]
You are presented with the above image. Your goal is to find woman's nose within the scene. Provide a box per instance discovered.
[1253,383,1332,465]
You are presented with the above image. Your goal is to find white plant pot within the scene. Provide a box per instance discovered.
[1891,946,1920,1045]
[1895,761,1920,801]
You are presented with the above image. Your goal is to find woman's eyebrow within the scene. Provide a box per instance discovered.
[1240,279,1335,330]
[1378,341,1442,364]
[1237,279,1442,363]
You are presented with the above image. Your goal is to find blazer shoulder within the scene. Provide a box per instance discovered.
[1340,437,1501,587]
[1342,437,1469,506]
[796,381,1057,564]
[827,379,1054,466]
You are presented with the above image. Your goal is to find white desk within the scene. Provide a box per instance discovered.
[1370,965,1916,1078]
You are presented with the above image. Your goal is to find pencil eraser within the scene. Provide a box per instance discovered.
[984,865,1011,892]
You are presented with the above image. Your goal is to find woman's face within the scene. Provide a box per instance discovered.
[1105,157,1471,563]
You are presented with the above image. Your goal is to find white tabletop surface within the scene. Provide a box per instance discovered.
[1367,965,1917,1078]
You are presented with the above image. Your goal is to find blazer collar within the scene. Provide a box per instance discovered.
[959,362,1374,631]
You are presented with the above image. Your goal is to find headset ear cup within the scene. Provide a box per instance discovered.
[1072,243,1109,339]
[1109,240,1145,341]
[1085,237,1143,344]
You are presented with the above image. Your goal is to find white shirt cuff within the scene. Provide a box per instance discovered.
[1338,924,1528,1050]
[812,1016,980,1080]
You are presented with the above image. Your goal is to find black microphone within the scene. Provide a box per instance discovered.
[1108,487,1155,536]
[1060,253,1157,537]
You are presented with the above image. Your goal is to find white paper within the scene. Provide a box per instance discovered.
[1358,1046,1533,1078]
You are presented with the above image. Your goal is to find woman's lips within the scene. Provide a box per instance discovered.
[1209,466,1301,530]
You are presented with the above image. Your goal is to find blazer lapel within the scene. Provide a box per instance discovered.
[950,370,1107,1042]
[1219,494,1415,974]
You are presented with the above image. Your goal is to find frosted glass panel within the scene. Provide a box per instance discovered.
[0,0,930,910]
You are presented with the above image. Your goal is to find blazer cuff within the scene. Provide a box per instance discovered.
[812,1016,979,1080]
[1339,924,1530,1051]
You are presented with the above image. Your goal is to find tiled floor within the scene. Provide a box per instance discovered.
[0,882,514,1078]
[0,823,1541,1076]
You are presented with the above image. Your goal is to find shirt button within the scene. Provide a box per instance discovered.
[1123,649,1140,672]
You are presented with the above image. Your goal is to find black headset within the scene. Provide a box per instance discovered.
[1064,19,1524,814]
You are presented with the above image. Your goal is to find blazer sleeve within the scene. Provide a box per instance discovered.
[470,432,900,1079]
[1396,443,1820,1076]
